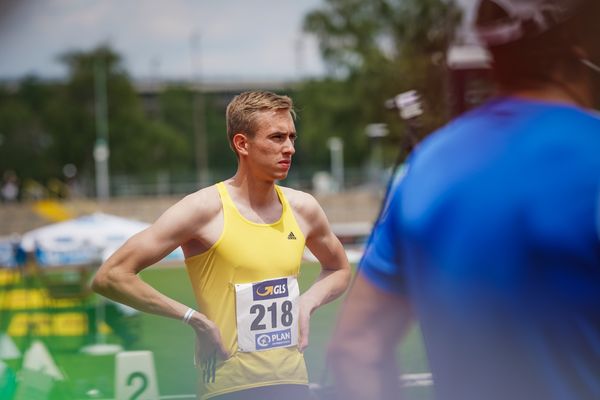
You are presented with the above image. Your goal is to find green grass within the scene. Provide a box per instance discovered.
[1,264,432,399]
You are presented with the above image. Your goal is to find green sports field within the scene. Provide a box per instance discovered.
[0,263,432,399]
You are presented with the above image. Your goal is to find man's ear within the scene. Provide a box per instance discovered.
[232,133,249,156]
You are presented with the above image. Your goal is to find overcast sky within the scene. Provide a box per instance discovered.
[0,0,475,82]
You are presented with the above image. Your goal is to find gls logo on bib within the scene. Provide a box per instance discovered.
[253,278,288,301]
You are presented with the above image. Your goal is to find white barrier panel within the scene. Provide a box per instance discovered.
[0,334,21,360]
[22,340,64,380]
[115,351,160,400]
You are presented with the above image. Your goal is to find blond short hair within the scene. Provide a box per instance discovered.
[226,91,295,152]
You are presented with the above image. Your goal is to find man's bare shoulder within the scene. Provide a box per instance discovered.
[185,184,221,205]
[172,184,222,223]
[280,186,334,242]
[143,184,223,248]
[185,184,221,209]
[279,186,321,219]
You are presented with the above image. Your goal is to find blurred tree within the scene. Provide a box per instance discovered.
[0,76,61,190]
[299,0,462,168]
[157,88,236,177]
[158,87,195,161]
[0,45,191,195]
[203,93,236,174]
[54,45,188,177]
[295,78,366,169]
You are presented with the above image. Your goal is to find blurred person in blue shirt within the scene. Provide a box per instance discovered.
[329,1,600,399]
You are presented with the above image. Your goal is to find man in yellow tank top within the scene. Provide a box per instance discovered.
[92,91,352,399]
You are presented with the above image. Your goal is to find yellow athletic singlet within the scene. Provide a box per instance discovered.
[185,182,308,399]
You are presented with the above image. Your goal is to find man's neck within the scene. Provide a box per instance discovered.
[228,171,278,208]
[504,74,594,109]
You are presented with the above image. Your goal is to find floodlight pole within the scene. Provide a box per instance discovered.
[190,32,210,187]
[94,58,110,200]
[365,123,389,182]
[327,137,344,192]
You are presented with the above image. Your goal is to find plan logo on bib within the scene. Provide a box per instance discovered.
[255,328,292,350]
[253,278,288,301]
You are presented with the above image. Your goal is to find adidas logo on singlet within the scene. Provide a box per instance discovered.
[287,232,296,240]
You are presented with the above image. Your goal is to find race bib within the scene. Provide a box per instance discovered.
[235,276,299,352]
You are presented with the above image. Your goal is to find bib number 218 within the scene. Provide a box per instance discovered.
[250,300,293,331]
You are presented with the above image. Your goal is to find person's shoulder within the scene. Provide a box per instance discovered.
[527,101,600,147]
[184,183,219,201]
[279,185,318,207]
[149,184,222,235]
[177,184,222,218]
[279,186,321,217]
[560,104,600,128]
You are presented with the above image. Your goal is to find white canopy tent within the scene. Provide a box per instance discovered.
[20,212,183,266]
[0,236,20,268]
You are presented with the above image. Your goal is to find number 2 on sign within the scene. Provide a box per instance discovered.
[250,300,293,331]
[127,371,149,400]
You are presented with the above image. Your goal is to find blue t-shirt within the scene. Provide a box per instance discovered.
[360,97,600,400]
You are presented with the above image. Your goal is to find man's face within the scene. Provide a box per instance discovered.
[244,109,296,181]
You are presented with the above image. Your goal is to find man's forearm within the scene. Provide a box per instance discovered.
[92,266,190,321]
[301,267,351,311]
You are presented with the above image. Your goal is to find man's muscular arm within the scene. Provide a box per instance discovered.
[329,274,413,400]
[91,188,229,360]
[288,190,352,351]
